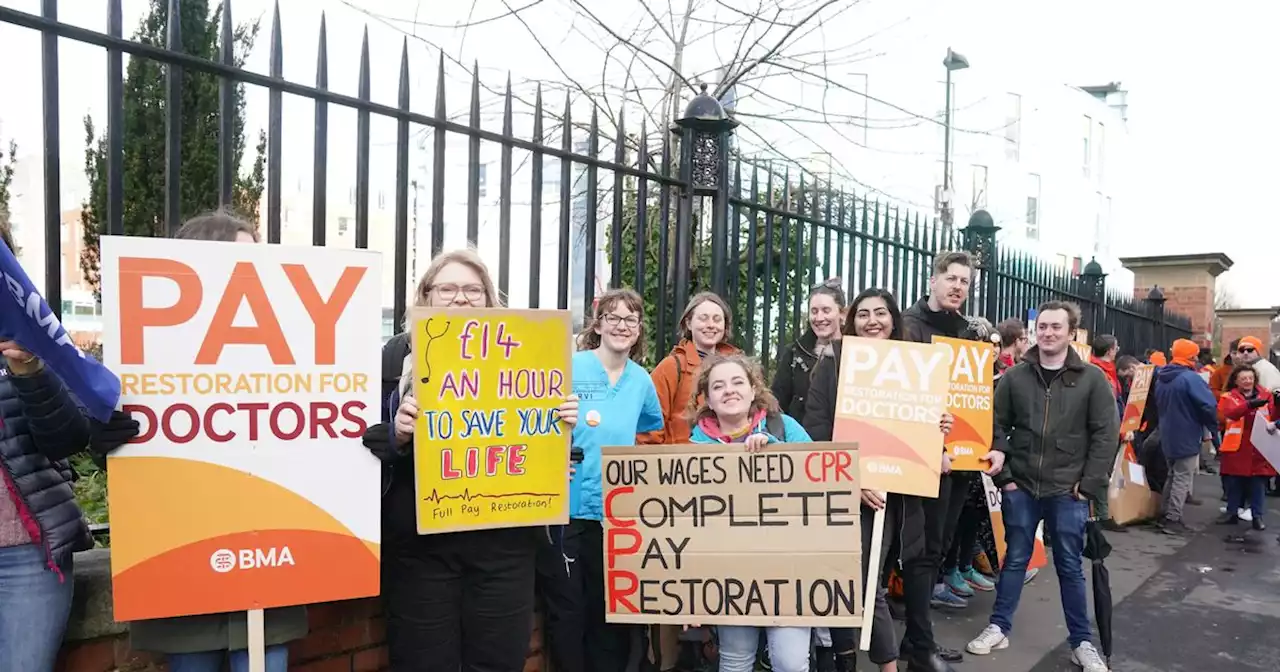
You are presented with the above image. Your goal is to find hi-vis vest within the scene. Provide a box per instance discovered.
[1222,409,1269,454]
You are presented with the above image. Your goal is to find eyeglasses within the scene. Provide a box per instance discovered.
[1238,347,1257,354]
[602,313,641,328]
[427,283,486,303]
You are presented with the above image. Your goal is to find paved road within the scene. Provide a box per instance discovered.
[919,474,1280,671]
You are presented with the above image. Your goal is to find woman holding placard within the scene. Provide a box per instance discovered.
[802,288,957,672]
[685,353,814,672]
[111,212,302,672]
[536,288,664,672]
[366,248,580,672]
[1216,365,1277,531]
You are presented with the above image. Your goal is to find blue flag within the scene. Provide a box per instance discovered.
[0,240,120,422]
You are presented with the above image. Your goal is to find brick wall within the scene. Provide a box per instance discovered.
[57,550,546,672]
[1137,284,1212,344]
[1221,326,1273,358]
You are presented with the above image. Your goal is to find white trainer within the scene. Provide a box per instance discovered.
[1072,641,1109,672]
[966,624,1009,655]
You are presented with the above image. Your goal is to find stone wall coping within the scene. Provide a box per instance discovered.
[1119,253,1233,276]
[1216,307,1280,320]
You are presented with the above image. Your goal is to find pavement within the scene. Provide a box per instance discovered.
[918,473,1280,672]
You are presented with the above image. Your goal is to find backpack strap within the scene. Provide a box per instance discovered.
[765,412,786,441]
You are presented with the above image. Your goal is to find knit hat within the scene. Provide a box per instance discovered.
[1171,339,1200,367]
[1238,336,1264,353]
[1149,351,1167,366]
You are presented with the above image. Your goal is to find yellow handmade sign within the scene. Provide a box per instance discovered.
[411,308,572,534]
[832,337,949,497]
[933,336,994,471]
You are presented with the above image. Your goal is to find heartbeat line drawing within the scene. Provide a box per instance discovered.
[423,489,562,503]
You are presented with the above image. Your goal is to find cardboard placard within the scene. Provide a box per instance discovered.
[602,442,863,627]
[100,237,382,621]
[933,336,994,471]
[1107,450,1159,525]
[410,308,572,534]
[832,337,949,497]
[980,474,1048,571]
[1120,365,1155,434]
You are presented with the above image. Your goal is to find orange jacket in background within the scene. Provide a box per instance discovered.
[639,339,741,445]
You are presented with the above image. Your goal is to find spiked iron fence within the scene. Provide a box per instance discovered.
[0,0,1191,372]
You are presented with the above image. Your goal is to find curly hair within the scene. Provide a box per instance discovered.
[1226,364,1260,392]
[686,353,779,426]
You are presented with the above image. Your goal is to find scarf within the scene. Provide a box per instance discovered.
[1091,356,1122,398]
[697,408,768,443]
[0,242,119,421]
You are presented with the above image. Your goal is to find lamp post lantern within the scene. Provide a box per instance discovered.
[674,83,740,302]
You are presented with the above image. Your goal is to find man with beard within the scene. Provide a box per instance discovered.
[896,249,1007,672]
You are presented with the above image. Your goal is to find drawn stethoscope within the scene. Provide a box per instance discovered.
[419,317,452,385]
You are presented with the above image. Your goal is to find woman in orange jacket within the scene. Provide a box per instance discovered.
[638,291,739,672]
[641,292,741,445]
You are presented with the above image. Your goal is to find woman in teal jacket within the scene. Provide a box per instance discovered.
[686,353,811,672]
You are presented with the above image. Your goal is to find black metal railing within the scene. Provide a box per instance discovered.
[1,0,1191,371]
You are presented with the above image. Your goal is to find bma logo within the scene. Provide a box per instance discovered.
[209,547,296,573]
[865,461,904,475]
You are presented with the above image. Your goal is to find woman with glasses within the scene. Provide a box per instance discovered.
[537,288,664,672]
[362,248,580,672]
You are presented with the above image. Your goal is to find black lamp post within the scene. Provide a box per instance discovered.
[941,48,969,233]
[962,209,1000,319]
[1147,285,1167,350]
[674,83,740,304]
[1079,257,1107,334]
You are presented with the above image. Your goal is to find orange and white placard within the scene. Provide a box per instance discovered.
[933,336,995,471]
[832,337,949,497]
[980,474,1047,571]
[100,237,383,621]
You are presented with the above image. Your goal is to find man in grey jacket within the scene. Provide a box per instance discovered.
[964,301,1119,672]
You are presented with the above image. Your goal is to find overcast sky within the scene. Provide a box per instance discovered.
[1,0,1275,308]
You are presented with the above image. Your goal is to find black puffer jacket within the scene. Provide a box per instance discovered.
[0,362,93,569]
[770,329,831,424]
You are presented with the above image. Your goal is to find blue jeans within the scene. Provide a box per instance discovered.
[167,645,289,672]
[717,626,810,672]
[1225,474,1267,517]
[989,488,1093,648]
[0,544,75,672]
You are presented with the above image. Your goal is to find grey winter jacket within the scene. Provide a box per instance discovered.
[0,361,93,569]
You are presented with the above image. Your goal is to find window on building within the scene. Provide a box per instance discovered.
[1096,122,1106,185]
[1026,173,1041,241]
[1005,92,1021,161]
[338,216,350,236]
[969,164,988,209]
[1082,115,1092,177]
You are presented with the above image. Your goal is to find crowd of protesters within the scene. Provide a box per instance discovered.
[4,210,1278,672]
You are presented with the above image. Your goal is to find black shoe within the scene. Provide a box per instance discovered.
[815,646,837,672]
[1100,518,1127,532]
[901,649,956,672]
[1162,519,1193,535]
[1186,496,1204,506]
[834,651,858,672]
[934,646,964,663]
[1253,516,1266,531]
[1217,513,1241,525]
